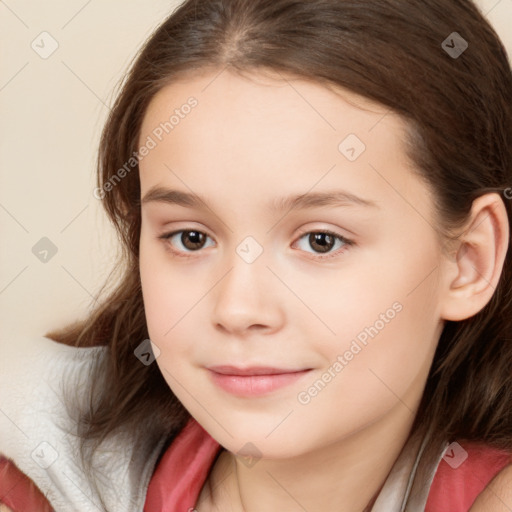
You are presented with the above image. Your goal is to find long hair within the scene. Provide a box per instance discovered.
[48,0,512,508]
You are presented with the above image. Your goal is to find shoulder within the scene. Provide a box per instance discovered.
[0,336,165,511]
[469,463,512,511]
[0,336,106,509]
[0,335,104,450]
[0,334,103,393]
[0,334,104,400]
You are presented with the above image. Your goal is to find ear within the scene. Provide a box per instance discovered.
[439,192,510,321]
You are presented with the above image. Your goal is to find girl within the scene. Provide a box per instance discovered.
[1,0,512,510]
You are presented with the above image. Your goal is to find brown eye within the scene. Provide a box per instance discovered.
[294,230,353,258]
[308,232,336,253]
[180,230,207,250]
[159,229,214,255]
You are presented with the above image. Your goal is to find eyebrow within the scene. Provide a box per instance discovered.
[141,186,379,212]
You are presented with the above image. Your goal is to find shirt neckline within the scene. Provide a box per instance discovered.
[144,418,446,512]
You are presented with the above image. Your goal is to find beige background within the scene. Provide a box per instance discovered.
[1,0,511,355]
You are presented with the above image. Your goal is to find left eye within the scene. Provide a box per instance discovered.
[294,230,352,256]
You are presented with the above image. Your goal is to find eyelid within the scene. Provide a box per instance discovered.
[294,225,352,241]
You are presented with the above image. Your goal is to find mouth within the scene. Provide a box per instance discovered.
[207,365,312,397]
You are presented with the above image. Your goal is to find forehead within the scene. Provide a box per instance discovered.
[137,68,432,222]
[141,67,404,144]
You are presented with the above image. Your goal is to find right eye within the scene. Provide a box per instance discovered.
[158,229,216,257]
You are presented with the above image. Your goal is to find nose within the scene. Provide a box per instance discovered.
[211,254,285,337]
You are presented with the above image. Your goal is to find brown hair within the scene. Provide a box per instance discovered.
[48,0,512,508]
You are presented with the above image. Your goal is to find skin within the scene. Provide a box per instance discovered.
[470,465,512,511]
[137,68,509,511]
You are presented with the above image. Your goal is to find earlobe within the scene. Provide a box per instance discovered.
[439,193,510,322]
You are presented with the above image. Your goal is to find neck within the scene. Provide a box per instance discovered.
[199,398,420,512]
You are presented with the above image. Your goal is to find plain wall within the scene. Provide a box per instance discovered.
[1,0,511,356]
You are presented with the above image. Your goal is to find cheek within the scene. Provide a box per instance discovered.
[139,237,193,343]
[295,275,440,444]
[317,241,442,388]
[139,235,220,382]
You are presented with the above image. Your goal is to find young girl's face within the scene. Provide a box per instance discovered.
[138,68,450,458]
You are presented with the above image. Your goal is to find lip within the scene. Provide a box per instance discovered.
[207,365,312,397]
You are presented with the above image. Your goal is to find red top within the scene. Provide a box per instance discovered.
[143,420,221,511]
[1,420,510,511]
[425,441,512,511]
[0,456,53,512]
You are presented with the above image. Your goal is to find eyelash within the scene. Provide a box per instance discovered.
[157,228,354,260]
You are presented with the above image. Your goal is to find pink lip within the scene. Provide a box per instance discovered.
[207,365,312,397]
